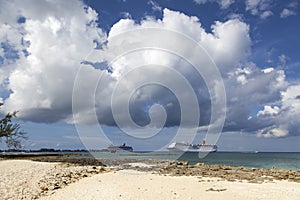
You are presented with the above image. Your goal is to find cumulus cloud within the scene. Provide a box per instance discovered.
[0,1,299,139]
[257,105,280,116]
[0,0,106,122]
[257,126,288,138]
[0,5,249,127]
[224,62,288,135]
[72,8,251,130]
[254,84,300,138]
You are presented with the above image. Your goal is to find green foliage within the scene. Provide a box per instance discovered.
[0,104,27,149]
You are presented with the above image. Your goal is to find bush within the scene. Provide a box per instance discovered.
[0,104,27,149]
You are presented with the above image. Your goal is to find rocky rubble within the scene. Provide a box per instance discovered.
[36,164,108,198]
[6,163,109,200]
[3,156,299,199]
[30,157,107,166]
[31,156,169,171]
[158,161,300,183]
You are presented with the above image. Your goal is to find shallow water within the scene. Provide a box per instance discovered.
[179,152,300,170]
[3,151,299,171]
[85,151,300,171]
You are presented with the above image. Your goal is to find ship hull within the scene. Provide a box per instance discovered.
[107,144,133,153]
[167,142,217,152]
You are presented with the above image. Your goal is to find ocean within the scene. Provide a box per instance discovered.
[85,151,300,171]
[3,151,299,171]
[179,152,300,170]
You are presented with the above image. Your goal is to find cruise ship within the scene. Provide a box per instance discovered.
[107,143,133,153]
[167,140,217,152]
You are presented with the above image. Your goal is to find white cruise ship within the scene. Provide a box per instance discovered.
[167,140,217,152]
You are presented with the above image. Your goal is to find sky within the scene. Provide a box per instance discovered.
[0,0,300,152]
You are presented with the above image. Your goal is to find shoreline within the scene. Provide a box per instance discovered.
[1,157,300,199]
[2,154,300,182]
[2,154,300,181]
[39,169,300,200]
[2,151,300,171]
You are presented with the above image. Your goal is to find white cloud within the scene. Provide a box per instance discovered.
[224,60,288,135]
[255,84,300,138]
[244,1,299,19]
[194,0,235,9]
[77,8,294,139]
[227,13,244,21]
[237,75,247,85]
[193,0,208,4]
[262,67,274,73]
[148,0,162,12]
[280,8,296,18]
[257,126,288,138]
[245,0,298,19]
[201,19,251,72]
[257,105,280,116]
[0,0,106,122]
[120,12,132,19]
[0,47,3,57]
[245,0,274,19]
[0,5,251,127]
[58,8,252,128]
[108,8,251,73]
[278,54,288,65]
[260,10,273,19]
[1,2,299,139]
[281,85,300,110]
[219,0,235,8]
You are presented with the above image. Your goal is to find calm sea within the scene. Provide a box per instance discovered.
[84,151,300,171]
[3,151,299,171]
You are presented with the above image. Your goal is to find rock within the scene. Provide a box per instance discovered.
[206,188,227,192]
[157,160,300,184]
[193,162,204,167]
[53,186,61,190]
[40,186,48,191]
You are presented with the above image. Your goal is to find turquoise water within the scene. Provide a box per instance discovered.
[85,151,300,171]
[178,152,300,170]
[4,151,299,171]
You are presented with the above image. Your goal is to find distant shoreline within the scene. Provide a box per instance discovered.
[1,151,300,171]
[0,153,83,159]
[2,148,300,154]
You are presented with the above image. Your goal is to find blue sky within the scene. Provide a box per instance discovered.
[0,0,300,151]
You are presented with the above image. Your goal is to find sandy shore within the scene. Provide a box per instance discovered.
[40,169,300,200]
[1,159,300,200]
[0,159,106,199]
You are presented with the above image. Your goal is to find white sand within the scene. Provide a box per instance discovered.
[1,160,300,200]
[0,159,58,199]
[41,170,300,200]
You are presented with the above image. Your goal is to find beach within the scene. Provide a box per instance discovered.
[1,158,300,200]
[39,169,300,200]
